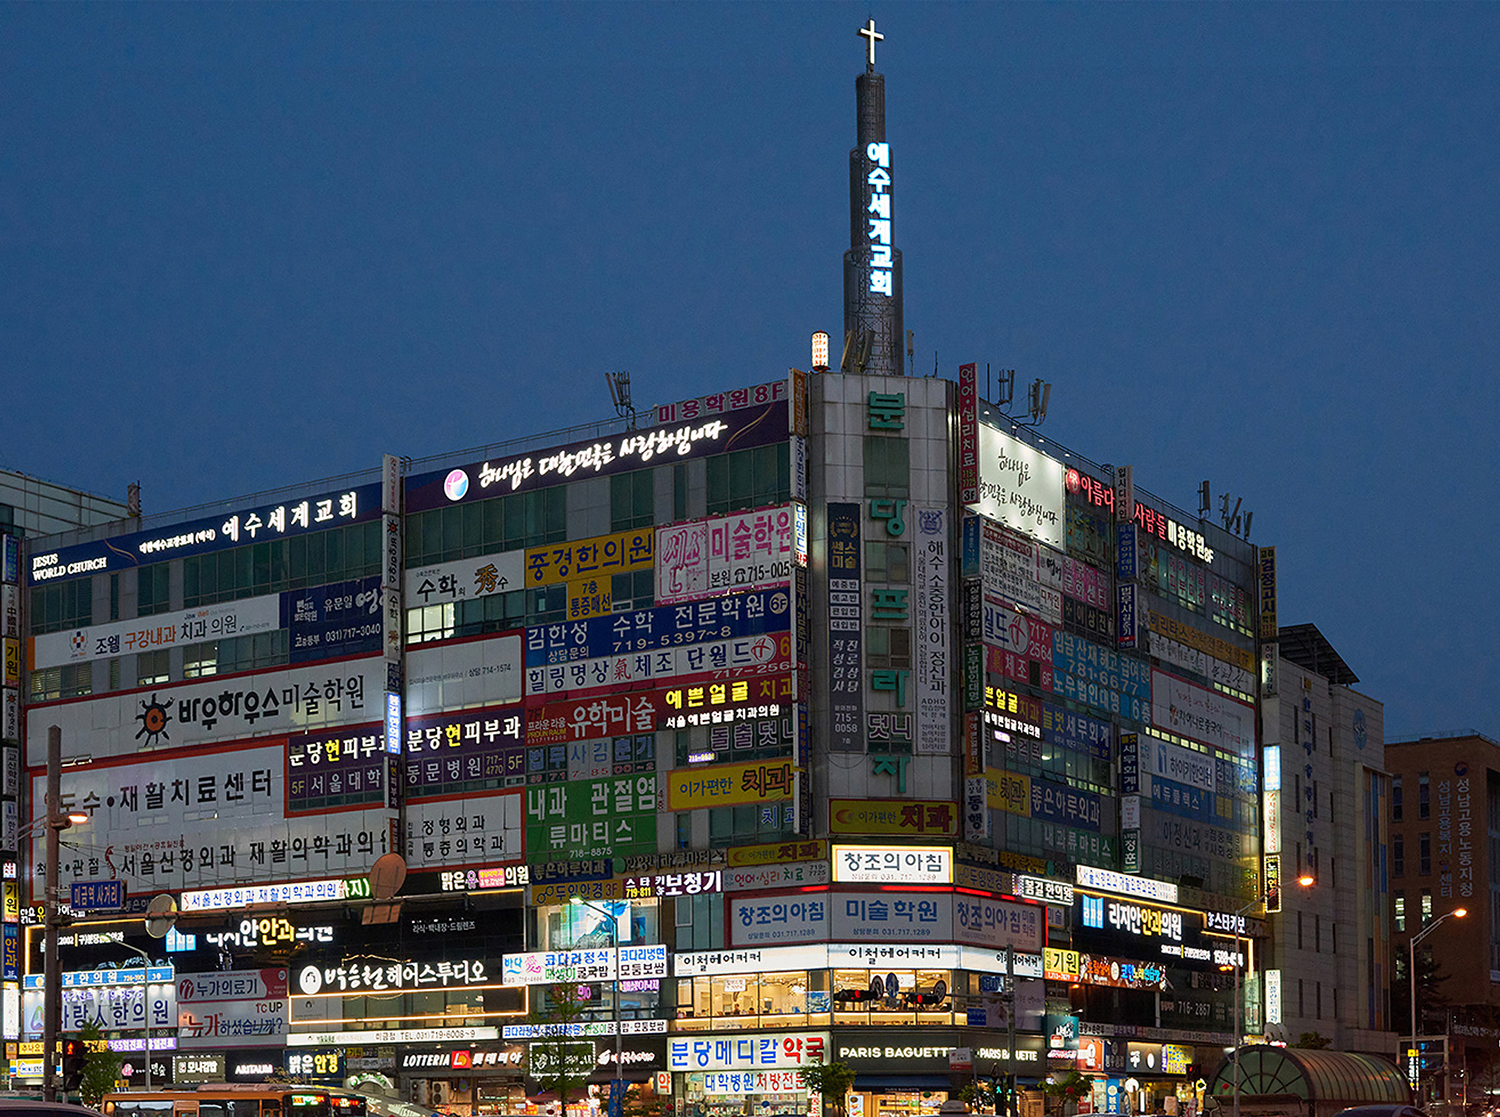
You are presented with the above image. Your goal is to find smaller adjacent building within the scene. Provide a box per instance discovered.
[1261,624,1394,1057]
[1387,729,1500,1107]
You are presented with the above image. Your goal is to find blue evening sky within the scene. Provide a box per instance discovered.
[3,3,1496,740]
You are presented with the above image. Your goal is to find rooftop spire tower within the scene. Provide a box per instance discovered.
[843,17,904,376]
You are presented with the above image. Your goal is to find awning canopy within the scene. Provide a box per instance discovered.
[1206,1046,1410,1108]
[854,1075,954,1093]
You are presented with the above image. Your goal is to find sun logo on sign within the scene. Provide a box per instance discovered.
[134,693,171,746]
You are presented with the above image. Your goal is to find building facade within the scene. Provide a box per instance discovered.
[1387,730,1500,1107]
[1261,624,1392,1056]
[0,20,1346,1117]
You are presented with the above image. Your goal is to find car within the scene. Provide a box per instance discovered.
[0,1102,108,1117]
[1331,1106,1427,1117]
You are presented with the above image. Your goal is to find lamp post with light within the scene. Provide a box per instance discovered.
[1410,907,1467,1104]
[570,898,624,1117]
[1222,874,1314,1117]
[37,726,90,1103]
[116,941,157,1091]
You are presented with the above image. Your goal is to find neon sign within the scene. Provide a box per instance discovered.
[1066,469,1215,565]
[866,143,893,296]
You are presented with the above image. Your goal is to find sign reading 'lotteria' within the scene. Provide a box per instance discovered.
[407,400,788,512]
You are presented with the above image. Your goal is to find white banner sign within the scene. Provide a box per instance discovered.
[729,896,829,947]
[32,597,282,671]
[25,657,387,765]
[972,426,1065,548]
[832,845,951,885]
[405,791,524,869]
[32,745,395,893]
[1150,670,1255,755]
[979,520,1063,626]
[912,507,950,755]
[405,633,523,716]
[656,506,798,606]
[178,997,287,1049]
[723,861,830,893]
[405,550,525,608]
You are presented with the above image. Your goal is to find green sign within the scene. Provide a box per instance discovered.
[525,774,658,861]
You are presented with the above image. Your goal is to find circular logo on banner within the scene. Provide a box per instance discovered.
[444,469,470,501]
[298,965,323,995]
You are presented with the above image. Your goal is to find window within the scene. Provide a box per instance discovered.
[611,569,654,612]
[29,579,92,635]
[1421,888,1433,925]
[137,564,171,616]
[1395,894,1405,933]
[1394,834,1404,877]
[611,469,655,532]
[865,541,909,583]
[184,521,383,607]
[404,487,567,568]
[709,802,793,846]
[1297,911,1303,950]
[1419,772,1430,819]
[29,664,92,701]
[1420,832,1432,875]
[1315,914,1321,953]
[863,435,910,498]
[705,444,790,516]
[865,625,911,670]
[136,650,170,686]
[1393,776,1403,822]
[183,631,288,677]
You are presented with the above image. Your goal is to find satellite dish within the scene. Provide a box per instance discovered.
[370,853,408,900]
[144,894,177,939]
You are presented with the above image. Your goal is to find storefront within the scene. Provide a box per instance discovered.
[835,1030,1048,1117]
[672,1030,827,1117]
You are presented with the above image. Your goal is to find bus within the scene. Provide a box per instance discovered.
[102,1087,367,1117]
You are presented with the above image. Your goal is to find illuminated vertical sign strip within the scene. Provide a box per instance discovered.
[1265,969,1282,1025]
[866,143,893,296]
[1257,546,1278,640]
[827,505,863,752]
[913,507,949,755]
[958,364,978,505]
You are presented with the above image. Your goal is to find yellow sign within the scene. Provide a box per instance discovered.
[525,528,655,588]
[727,839,827,867]
[1043,947,1080,980]
[567,575,611,620]
[3,637,18,688]
[1147,610,1255,673]
[3,881,18,921]
[986,768,1031,814]
[666,759,794,811]
[827,798,959,837]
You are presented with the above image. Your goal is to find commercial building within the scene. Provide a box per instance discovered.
[1386,729,1500,1108]
[1260,624,1393,1056]
[0,20,1338,1117]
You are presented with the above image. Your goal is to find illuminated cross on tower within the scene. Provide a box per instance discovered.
[858,18,883,68]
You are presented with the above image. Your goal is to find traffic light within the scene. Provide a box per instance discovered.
[834,988,877,1004]
[903,990,949,1008]
[62,1037,85,1093]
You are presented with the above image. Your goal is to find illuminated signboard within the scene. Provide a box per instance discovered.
[525,633,792,700]
[500,945,667,986]
[972,428,1066,549]
[668,1031,827,1072]
[182,878,369,912]
[526,677,792,744]
[1073,893,1224,970]
[654,381,787,426]
[666,760,793,812]
[1013,875,1074,908]
[29,485,380,585]
[831,845,951,885]
[406,401,788,512]
[1074,866,1178,905]
[1067,469,1215,564]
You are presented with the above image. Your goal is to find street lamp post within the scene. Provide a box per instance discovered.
[39,726,89,1103]
[116,941,156,1092]
[570,899,623,1117]
[1409,907,1467,1104]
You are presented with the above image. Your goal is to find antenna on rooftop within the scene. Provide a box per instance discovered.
[605,371,638,429]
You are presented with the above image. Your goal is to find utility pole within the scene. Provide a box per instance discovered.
[43,727,63,1103]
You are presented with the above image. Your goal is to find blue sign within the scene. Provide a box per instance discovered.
[70,880,126,912]
[26,483,382,586]
[1116,523,1138,581]
[284,575,384,664]
[524,586,790,667]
